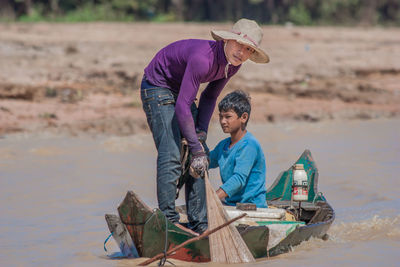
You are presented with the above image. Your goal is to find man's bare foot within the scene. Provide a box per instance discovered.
[174,223,199,236]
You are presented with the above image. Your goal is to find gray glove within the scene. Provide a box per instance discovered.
[189,151,208,178]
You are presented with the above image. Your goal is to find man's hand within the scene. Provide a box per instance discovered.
[189,151,208,178]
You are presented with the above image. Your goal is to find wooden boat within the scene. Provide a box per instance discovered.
[105,150,335,262]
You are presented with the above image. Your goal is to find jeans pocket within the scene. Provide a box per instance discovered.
[157,93,176,106]
[141,91,156,103]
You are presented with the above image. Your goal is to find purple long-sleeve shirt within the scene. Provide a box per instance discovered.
[144,39,241,153]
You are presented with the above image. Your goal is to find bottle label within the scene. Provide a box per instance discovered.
[303,188,308,196]
[293,187,299,195]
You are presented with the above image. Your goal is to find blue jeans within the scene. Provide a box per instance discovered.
[140,76,208,233]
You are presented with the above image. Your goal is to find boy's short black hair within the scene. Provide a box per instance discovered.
[218,90,251,126]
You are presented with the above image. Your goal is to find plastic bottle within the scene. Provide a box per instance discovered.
[292,164,309,201]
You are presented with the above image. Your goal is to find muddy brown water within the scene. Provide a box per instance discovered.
[1,119,399,266]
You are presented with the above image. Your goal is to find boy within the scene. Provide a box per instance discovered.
[209,90,267,208]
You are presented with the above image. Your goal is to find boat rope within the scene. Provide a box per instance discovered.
[103,231,114,252]
[158,213,175,266]
[104,210,159,256]
[175,138,190,199]
[180,138,190,177]
[105,210,176,264]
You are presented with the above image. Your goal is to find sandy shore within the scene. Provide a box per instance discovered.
[1,22,399,136]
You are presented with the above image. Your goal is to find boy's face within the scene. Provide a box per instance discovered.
[219,109,248,134]
[224,40,255,66]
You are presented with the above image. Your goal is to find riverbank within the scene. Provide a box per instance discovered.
[1,22,399,136]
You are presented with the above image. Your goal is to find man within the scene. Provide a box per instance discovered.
[140,18,269,234]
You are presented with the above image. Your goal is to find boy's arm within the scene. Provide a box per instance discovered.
[220,143,258,197]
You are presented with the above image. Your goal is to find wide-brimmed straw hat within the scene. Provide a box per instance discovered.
[211,18,269,64]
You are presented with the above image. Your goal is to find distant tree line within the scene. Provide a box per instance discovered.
[0,0,399,25]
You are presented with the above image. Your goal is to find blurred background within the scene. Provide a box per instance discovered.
[1,0,399,135]
[0,1,399,267]
[1,0,400,26]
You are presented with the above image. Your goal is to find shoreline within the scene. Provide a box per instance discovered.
[1,23,399,136]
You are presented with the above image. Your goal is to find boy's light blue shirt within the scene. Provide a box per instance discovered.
[209,132,267,208]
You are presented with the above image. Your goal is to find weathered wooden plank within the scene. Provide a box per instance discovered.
[105,214,139,258]
[138,214,247,266]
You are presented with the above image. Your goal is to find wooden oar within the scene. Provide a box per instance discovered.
[205,171,255,263]
[138,213,247,266]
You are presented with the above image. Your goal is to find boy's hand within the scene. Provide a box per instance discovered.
[216,188,228,200]
[189,151,208,178]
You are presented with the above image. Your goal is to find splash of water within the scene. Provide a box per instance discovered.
[329,215,400,242]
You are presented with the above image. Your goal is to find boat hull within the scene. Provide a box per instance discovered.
[107,191,334,262]
[105,150,335,262]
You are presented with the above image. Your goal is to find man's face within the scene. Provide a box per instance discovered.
[224,40,255,66]
[219,109,248,134]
